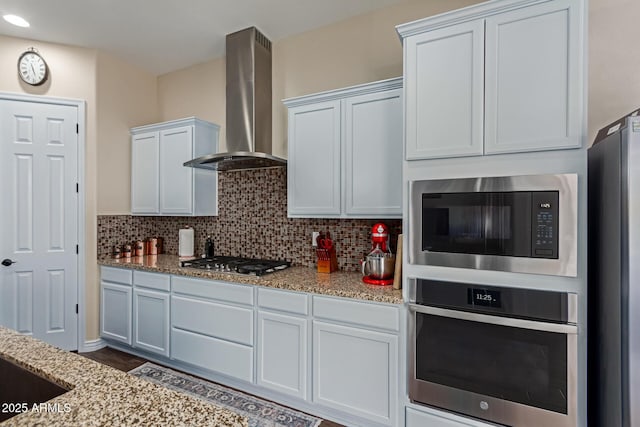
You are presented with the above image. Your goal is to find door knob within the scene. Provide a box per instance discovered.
[1,259,16,267]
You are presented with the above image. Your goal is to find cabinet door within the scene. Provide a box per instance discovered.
[257,311,308,400]
[484,0,583,154]
[313,321,397,425]
[159,125,194,215]
[133,288,169,356]
[405,20,484,160]
[287,101,341,217]
[100,282,132,345]
[172,295,254,345]
[131,132,159,214]
[344,89,403,217]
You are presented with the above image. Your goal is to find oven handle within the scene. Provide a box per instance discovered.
[409,304,578,334]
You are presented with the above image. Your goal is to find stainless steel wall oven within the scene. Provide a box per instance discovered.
[408,279,578,426]
[409,174,578,276]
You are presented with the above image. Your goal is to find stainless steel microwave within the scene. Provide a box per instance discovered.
[409,174,578,276]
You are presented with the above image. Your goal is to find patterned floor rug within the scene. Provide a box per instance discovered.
[129,362,322,427]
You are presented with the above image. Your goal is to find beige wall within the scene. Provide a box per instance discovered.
[157,58,226,147]
[271,0,483,157]
[96,52,159,215]
[92,53,158,339]
[157,0,482,157]
[588,0,640,142]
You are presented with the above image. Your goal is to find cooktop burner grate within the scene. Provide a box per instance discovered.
[180,256,291,276]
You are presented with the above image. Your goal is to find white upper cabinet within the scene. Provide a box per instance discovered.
[344,89,403,216]
[404,20,484,160]
[131,131,160,213]
[131,117,219,216]
[484,0,583,154]
[398,0,585,160]
[284,78,403,218]
[287,100,342,217]
[158,126,194,215]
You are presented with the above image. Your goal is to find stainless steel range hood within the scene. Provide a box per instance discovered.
[184,27,286,171]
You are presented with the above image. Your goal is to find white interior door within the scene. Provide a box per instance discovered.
[0,99,78,350]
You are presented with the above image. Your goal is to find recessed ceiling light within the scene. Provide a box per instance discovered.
[3,14,30,28]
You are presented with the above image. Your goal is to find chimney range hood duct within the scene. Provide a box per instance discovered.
[184,27,286,171]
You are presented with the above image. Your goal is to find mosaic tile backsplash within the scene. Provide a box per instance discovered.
[97,168,402,272]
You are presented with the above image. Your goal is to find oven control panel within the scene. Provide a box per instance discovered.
[411,279,574,323]
[531,191,559,258]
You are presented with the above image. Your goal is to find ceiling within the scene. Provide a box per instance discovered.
[0,0,409,75]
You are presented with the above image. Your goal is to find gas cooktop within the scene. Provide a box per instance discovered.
[180,256,291,276]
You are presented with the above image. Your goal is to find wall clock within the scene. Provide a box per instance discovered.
[18,48,49,86]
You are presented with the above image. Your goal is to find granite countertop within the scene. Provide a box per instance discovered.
[98,255,403,305]
[0,326,246,427]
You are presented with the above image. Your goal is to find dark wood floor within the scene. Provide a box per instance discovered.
[81,347,343,427]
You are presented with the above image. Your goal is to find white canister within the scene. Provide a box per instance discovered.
[178,226,195,257]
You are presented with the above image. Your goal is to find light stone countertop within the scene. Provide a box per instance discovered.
[0,326,247,427]
[98,254,404,305]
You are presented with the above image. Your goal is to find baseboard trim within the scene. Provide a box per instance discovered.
[79,338,106,353]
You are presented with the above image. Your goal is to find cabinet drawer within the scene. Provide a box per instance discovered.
[257,288,309,315]
[172,276,254,306]
[171,328,253,382]
[172,296,253,345]
[101,267,132,285]
[134,270,170,292]
[406,407,485,427]
[313,296,400,332]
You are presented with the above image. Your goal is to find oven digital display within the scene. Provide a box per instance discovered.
[468,288,501,308]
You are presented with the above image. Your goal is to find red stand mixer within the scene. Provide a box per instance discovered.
[361,223,395,286]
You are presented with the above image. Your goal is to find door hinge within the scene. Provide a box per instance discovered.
[76,124,79,134]
[76,183,79,193]
[76,245,79,254]
[75,304,78,314]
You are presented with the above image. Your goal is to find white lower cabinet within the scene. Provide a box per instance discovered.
[132,288,169,356]
[256,287,310,400]
[100,267,133,345]
[132,271,170,357]
[100,282,132,345]
[257,311,308,399]
[311,294,399,426]
[100,267,402,426]
[171,327,254,382]
[313,321,398,425]
[170,276,254,382]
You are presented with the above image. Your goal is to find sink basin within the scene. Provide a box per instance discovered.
[0,356,70,422]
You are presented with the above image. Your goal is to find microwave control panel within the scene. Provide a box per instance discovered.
[531,191,559,258]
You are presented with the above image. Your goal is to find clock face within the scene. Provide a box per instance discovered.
[18,51,48,86]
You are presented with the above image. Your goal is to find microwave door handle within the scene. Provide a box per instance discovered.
[409,304,578,335]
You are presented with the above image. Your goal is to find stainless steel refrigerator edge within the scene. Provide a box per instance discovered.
[588,115,640,426]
